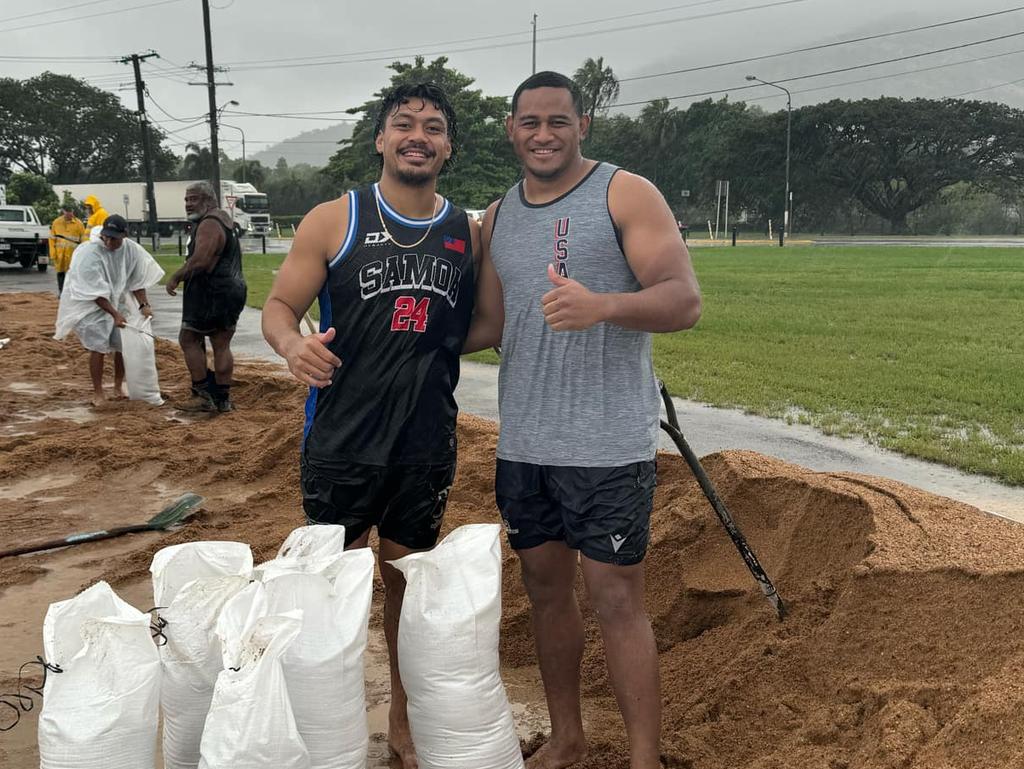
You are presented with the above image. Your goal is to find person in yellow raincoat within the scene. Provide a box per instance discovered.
[82,195,109,232]
[49,204,86,295]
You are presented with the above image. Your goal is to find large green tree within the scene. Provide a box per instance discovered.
[811,97,1024,232]
[6,172,60,222]
[0,72,178,184]
[323,56,518,209]
[263,162,341,216]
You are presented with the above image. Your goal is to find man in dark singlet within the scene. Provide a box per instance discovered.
[262,83,479,769]
[465,71,702,769]
[166,180,247,413]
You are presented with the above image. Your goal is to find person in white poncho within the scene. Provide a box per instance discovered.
[54,215,165,405]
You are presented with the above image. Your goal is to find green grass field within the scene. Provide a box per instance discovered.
[154,245,1024,485]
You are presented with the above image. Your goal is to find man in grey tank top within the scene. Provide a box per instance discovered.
[464,72,701,769]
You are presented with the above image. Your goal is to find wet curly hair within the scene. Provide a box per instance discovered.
[373,82,459,173]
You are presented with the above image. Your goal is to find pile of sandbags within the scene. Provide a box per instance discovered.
[35,523,524,769]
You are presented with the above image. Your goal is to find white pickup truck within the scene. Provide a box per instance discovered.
[0,205,50,272]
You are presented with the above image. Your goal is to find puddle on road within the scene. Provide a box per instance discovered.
[0,404,97,437]
[5,382,47,395]
[0,474,79,500]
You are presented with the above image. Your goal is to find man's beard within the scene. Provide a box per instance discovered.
[186,211,202,222]
[394,167,435,187]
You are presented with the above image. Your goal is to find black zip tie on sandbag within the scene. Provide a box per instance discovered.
[148,607,168,647]
[0,656,63,732]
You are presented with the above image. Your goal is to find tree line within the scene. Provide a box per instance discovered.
[3,62,1023,234]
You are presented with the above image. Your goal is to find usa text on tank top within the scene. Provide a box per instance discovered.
[304,184,476,468]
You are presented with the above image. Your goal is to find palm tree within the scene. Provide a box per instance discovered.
[179,142,215,180]
[573,57,620,139]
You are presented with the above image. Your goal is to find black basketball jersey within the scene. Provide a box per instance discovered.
[303,184,475,467]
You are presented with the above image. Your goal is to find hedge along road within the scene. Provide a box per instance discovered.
[2,242,1021,522]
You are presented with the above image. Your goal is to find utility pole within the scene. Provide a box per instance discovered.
[531,14,538,74]
[121,50,159,248]
[188,2,233,205]
[202,0,221,204]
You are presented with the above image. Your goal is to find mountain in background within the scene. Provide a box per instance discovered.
[251,122,354,168]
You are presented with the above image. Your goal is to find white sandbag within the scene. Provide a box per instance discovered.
[159,576,252,769]
[252,524,346,582]
[121,315,163,405]
[390,524,524,769]
[276,524,347,559]
[152,541,254,609]
[151,542,253,769]
[261,546,375,769]
[198,593,309,769]
[38,581,161,769]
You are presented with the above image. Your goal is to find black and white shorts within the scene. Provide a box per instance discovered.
[495,459,657,566]
[300,456,456,550]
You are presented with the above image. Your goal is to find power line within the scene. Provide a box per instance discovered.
[221,108,360,120]
[0,0,186,35]
[220,110,358,122]
[1,0,118,24]
[0,54,116,62]
[951,75,1024,97]
[221,0,740,68]
[615,29,1024,107]
[146,90,208,123]
[225,0,809,73]
[618,4,1024,83]
[744,47,1024,103]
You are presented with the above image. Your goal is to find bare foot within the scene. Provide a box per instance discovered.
[388,714,418,769]
[90,392,107,408]
[525,738,587,769]
[113,383,129,399]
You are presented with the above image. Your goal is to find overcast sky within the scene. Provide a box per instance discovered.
[4,0,1023,165]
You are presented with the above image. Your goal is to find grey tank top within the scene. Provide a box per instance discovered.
[490,162,659,467]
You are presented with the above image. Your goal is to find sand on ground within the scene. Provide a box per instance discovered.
[2,292,1023,769]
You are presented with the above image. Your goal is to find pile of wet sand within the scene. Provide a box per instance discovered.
[2,292,1023,769]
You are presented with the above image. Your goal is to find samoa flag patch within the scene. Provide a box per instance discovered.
[443,234,466,254]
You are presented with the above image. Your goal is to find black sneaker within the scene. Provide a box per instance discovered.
[177,390,217,413]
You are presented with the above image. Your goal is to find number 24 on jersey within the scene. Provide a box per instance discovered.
[391,296,430,333]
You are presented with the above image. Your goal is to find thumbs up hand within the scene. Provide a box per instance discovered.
[541,263,608,331]
[284,325,342,388]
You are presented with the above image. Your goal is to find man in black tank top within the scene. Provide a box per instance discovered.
[165,181,248,413]
[262,83,479,769]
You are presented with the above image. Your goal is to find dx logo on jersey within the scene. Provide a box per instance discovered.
[364,231,390,246]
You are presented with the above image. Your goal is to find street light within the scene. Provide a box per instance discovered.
[216,98,239,119]
[221,123,246,183]
[746,75,792,245]
[215,100,244,183]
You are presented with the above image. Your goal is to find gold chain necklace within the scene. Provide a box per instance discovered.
[374,185,440,249]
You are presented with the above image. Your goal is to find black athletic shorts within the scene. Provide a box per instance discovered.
[495,459,657,566]
[300,456,456,550]
[182,280,246,334]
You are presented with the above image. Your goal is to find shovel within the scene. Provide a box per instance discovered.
[658,381,786,620]
[0,492,204,559]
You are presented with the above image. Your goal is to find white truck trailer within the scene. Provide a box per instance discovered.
[51,180,271,237]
